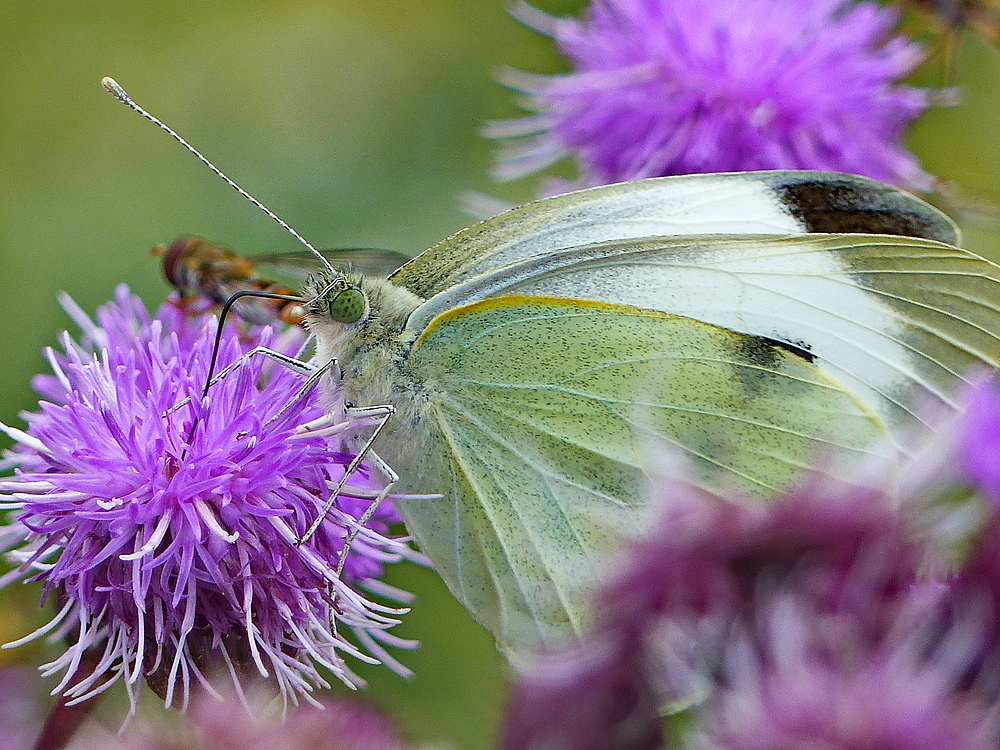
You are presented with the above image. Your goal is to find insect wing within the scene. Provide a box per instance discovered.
[251,248,410,279]
[408,233,1000,441]
[904,0,1000,47]
[393,296,886,651]
[390,171,958,299]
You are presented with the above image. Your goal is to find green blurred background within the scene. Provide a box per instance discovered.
[0,1,999,747]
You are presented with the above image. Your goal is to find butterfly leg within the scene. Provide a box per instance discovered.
[334,446,400,580]
[262,355,338,428]
[297,403,396,548]
[164,346,321,416]
[164,346,316,416]
[218,345,317,377]
[293,409,391,438]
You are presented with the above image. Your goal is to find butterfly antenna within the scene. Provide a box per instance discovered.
[101,76,337,275]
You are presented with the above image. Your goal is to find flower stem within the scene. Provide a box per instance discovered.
[30,652,103,750]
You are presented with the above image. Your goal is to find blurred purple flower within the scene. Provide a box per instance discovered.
[67,688,411,750]
[0,287,415,711]
[488,0,935,193]
[947,486,1000,676]
[959,371,1000,508]
[500,455,969,750]
[499,635,661,750]
[0,666,46,750]
[600,465,930,658]
[694,587,996,750]
[880,368,1000,690]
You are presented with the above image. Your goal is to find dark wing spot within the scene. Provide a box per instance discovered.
[732,335,778,368]
[728,335,816,396]
[776,178,957,244]
[765,337,815,363]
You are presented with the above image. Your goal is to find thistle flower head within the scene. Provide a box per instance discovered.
[500,454,958,750]
[489,0,934,193]
[0,287,414,710]
[68,689,411,750]
[695,587,997,750]
[959,371,1000,509]
[601,462,929,645]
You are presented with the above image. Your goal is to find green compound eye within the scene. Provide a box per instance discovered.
[329,288,365,323]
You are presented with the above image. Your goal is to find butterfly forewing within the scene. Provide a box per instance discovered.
[390,171,957,299]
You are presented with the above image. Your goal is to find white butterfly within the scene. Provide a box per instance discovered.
[295,170,999,653]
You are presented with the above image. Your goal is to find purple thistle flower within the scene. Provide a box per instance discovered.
[500,454,957,749]
[0,286,415,710]
[694,587,997,750]
[67,688,412,750]
[488,0,935,193]
[959,371,1000,509]
[599,461,930,653]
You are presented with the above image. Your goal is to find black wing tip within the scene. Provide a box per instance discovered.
[772,175,959,245]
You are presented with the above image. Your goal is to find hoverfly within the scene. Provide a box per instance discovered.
[154,236,407,326]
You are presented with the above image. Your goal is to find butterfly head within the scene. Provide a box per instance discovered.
[301,271,423,397]
[304,273,367,325]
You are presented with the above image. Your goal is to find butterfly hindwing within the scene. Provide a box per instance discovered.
[389,295,886,651]
[406,233,1000,442]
